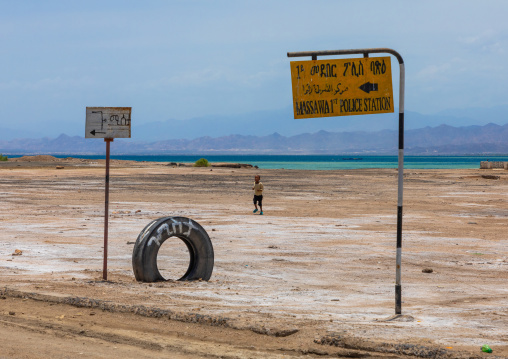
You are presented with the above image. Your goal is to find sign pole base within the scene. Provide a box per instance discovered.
[395,284,402,314]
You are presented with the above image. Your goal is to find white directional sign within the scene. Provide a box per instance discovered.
[85,107,131,139]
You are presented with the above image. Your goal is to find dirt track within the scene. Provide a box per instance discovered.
[0,157,507,358]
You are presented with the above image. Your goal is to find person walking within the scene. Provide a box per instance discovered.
[252,175,264,215]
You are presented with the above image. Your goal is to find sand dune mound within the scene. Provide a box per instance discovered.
[12,155,60,162]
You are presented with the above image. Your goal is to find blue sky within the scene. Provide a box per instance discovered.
[1,1,507,138]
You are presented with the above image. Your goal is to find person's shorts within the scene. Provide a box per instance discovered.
[253,195,263,206]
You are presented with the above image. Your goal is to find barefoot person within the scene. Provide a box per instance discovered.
[252,175,264,215]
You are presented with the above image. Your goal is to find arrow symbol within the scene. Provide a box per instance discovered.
[90,130,106,136]
[359,82,378,93]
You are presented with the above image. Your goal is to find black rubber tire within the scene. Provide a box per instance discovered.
[132,217,214,282]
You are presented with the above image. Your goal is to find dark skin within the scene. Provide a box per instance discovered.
[252,175,263,212]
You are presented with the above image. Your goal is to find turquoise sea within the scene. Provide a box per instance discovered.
[15,155,507,170]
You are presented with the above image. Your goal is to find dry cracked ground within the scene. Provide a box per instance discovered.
[0,156,507,358]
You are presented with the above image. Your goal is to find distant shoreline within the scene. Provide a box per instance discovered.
[3,154,508,170]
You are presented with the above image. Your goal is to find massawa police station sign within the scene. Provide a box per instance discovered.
[290,57,393,119]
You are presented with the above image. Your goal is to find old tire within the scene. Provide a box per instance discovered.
[132,217,214,282]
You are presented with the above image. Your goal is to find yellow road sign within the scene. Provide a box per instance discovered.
[290,56,393,119]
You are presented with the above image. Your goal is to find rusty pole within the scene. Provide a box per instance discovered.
[103,138,113,280]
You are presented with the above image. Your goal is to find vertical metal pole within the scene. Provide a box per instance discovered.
[287,48,405,315]
[395,62,405,314]
[103,138,113,280]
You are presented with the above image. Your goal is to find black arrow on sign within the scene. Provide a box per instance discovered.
[90,130,106,136]
[359,82,378,93]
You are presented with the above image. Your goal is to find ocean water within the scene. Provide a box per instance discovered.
[18,154,507,170]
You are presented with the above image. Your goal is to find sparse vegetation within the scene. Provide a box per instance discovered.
[0,154,8,161]
[194,158,210,167]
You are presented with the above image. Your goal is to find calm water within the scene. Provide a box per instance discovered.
[13,154,505,170]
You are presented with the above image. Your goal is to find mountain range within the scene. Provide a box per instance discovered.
[128,105,508,142]
[2,123,508,155]
[2,105,508,142]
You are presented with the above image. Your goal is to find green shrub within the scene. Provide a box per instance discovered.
[194,158,209,167]
[0,154,7,161]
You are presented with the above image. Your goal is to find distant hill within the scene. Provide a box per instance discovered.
[2,105,508,142]
[2,123,508,155]
[130,108,485,142]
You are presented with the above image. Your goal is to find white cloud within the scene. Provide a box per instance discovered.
[415,63,452,80]
[460,29,497,45]
[0,76,96,91]
[459,29,507,54]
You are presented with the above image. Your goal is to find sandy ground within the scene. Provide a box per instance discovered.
[0,156,507,358]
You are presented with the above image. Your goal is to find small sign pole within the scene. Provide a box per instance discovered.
[103,138,113,280]
[85,106,131,281]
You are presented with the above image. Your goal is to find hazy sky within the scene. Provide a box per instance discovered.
[1,1,507,136]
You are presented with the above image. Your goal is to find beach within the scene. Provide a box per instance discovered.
[0,157,507,358]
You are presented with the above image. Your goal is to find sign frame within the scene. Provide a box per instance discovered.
[287,48,405,315]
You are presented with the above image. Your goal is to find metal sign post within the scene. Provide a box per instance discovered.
[103,138,112,280]
[86,107,131,281]
[287,48,405,314]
